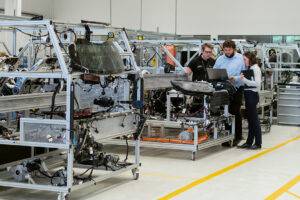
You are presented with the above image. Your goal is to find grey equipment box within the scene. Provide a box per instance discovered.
[277,83,300,125]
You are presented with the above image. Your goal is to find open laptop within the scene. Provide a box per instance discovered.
[206,68,229,82]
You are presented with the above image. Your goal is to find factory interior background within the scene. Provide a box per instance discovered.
[0,0,300,200]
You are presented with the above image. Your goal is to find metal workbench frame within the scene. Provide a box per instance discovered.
[0,19,73,199]
[105,115,235,161]
[0,20,141,200]
[107,90,235,161]
[131,39,255,71]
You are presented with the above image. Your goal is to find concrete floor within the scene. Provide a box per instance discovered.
[0,125,300,200]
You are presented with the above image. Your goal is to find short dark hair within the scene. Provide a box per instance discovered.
[222,40,236,50]
[201,43,213,51]
[244,51,257,66]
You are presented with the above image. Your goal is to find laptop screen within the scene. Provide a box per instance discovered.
[207,68,229,82]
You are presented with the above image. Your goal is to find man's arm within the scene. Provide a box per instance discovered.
[233,56,246,85]
[184,67,192,74]
[184,56,198,74]
[213,57,222,69]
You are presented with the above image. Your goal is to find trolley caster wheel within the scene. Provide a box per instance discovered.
[132,168,139,180]
[58,193,69,200]
[133,172,140,180]
[65,194,70,200]
[192,152,196,161]
[266,125,271,133]
[229,140,234,147]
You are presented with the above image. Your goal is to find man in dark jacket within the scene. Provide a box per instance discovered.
[184,43,215,116]
[184,43,215,81]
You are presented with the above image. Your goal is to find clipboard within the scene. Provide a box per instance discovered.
[242,69,254,80]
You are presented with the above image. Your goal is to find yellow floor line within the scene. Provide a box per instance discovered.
[265,175,300,200]
[159,135,300,200]
[286,191,300,199]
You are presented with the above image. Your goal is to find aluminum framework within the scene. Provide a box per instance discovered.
[0,20,72,199]
[0,20,141,200]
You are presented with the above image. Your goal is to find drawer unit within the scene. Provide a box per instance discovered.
[278,105,300,116]
[278,93,300,99]
[278,98,300,105]
[278,114,300,125]
[277,84,300,125]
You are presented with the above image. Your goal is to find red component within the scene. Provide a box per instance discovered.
[74,108,92,119]
[142,134,209,145]
[165,45,176,68]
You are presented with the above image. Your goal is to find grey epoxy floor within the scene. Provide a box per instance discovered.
[0,125,300,200]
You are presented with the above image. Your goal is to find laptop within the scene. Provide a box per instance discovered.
[206,68,229,82]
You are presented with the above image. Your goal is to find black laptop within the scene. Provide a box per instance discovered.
[207,68,229,82]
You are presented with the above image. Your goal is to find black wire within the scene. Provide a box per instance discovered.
[37,169,53,179]
[55,28,78,43]
[50,82,61,119]
[146,47,163,67]
[106,104,126,112]
[36,165,68,186]
[121,115,127,127]
[146,53,157,67]
[123,136,129,163]
[78,167,94,177]
[12,27,49,37]
[33,43,41,65]
[151,47,163,60]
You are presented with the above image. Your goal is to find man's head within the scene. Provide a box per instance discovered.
[222,40,236,58]
[201,43,214,60]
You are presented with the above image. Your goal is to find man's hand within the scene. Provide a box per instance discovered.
[184,67,192,74]
[229,76,235,83]
[240,73,245,80]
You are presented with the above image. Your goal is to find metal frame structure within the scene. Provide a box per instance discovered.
[261,43,300,88]
[141,91,235,160]
[103,39,237,160]
[0,19,73,199]
[106,116,235,161]
[131,39,254,66]
[106,103,235,161]
[259,43,300,125]
[0,20,141,199]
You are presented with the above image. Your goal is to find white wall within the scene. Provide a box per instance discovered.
[51,0,175,33]
[51,0,176,33]
[0,0,5,8]
[22,0,53,18]
[111,0,141,30]
[0,0,52,18]
[52,0,110,24]
[177,0,300,35]
[2,0,300,35]
[141,0,175,33]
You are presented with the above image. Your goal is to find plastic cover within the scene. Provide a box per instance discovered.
[76,41,125,74]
